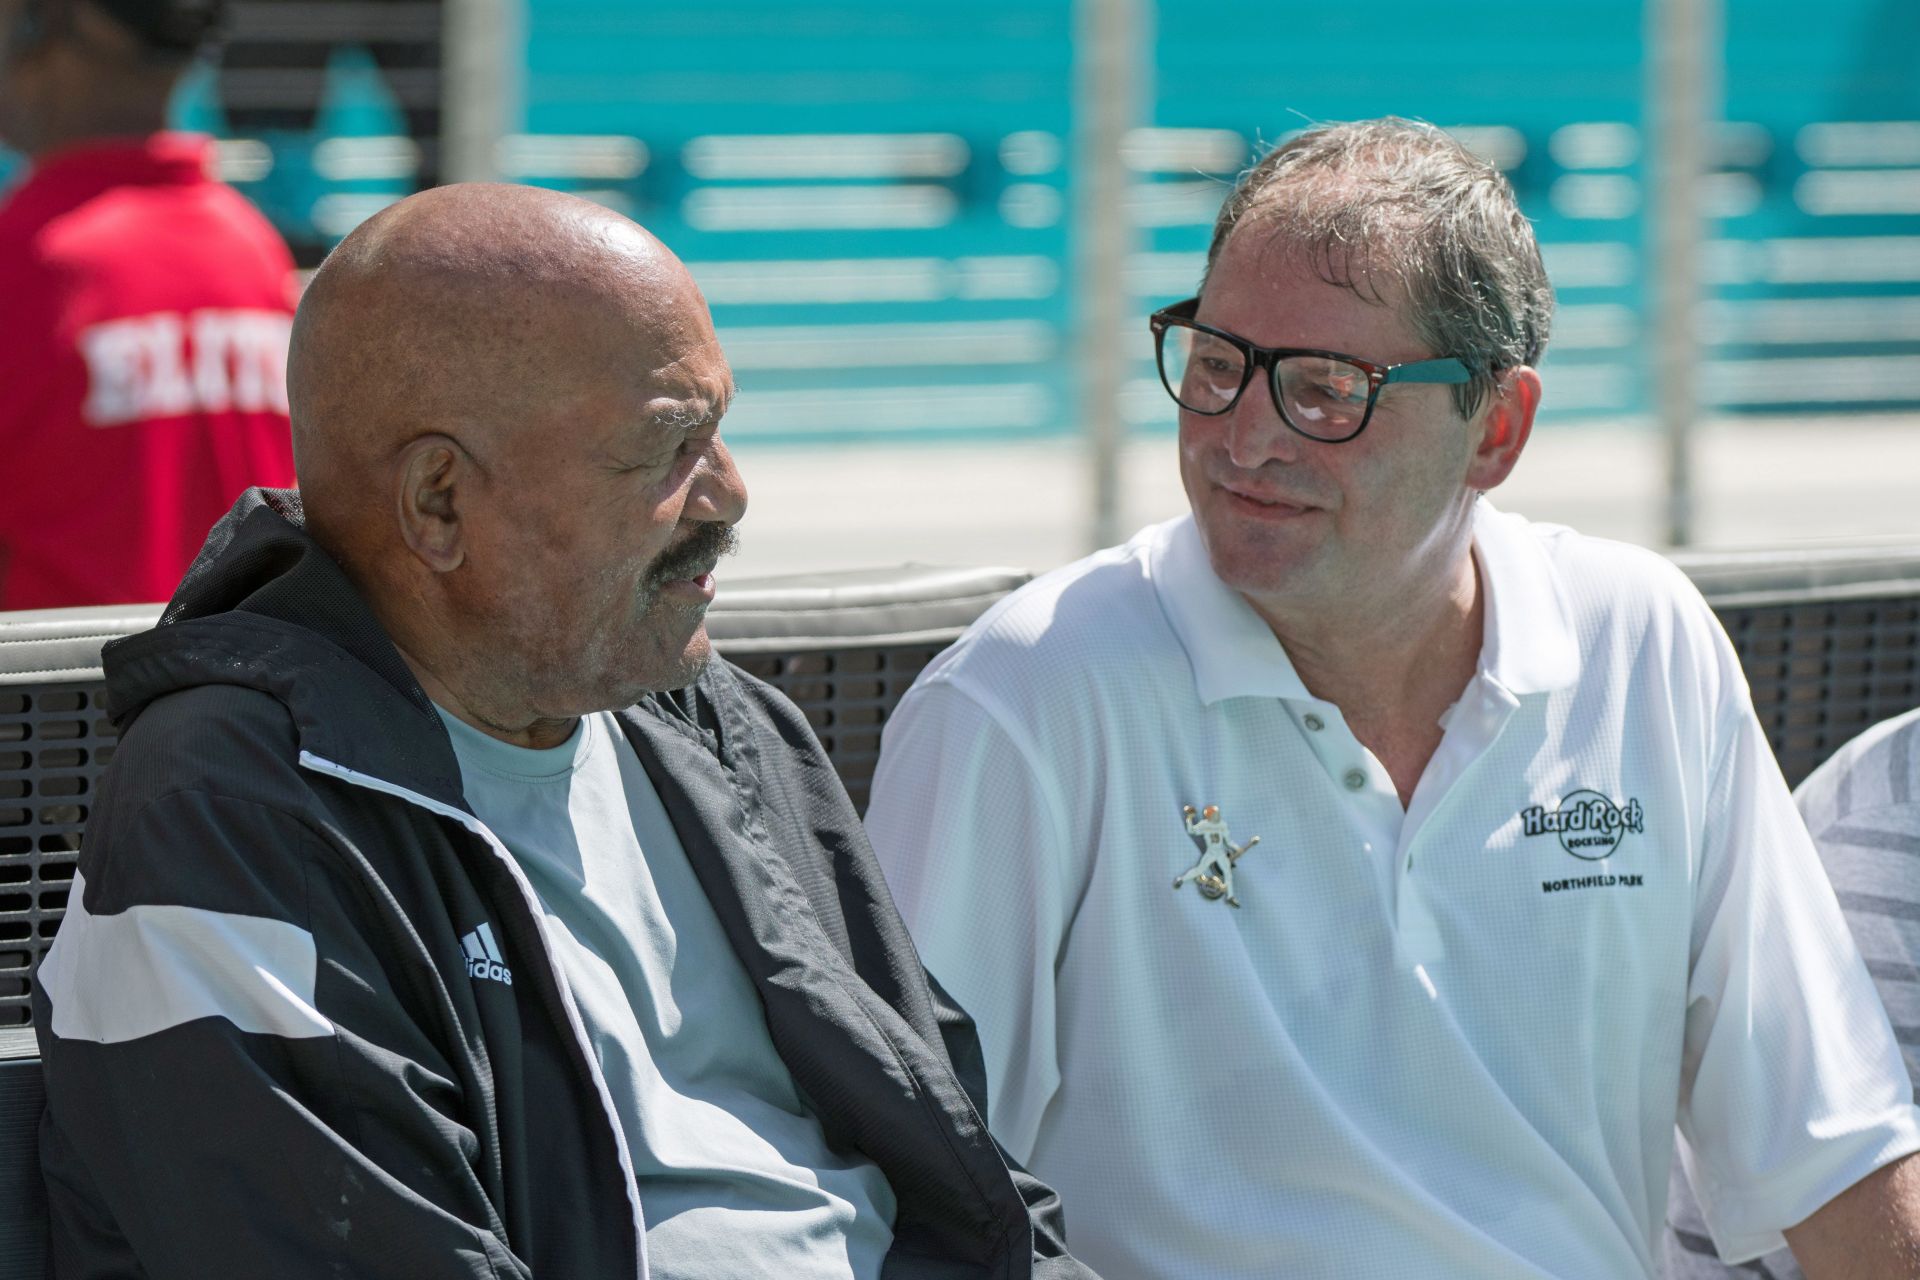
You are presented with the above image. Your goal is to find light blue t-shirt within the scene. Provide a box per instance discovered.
[435,706,895,1280]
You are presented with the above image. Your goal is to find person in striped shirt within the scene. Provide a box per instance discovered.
[1666,706,1920,1278]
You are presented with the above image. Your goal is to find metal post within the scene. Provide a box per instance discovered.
[1072,0,1147,551]
[1645,0,1720,547]
[439,0,516,185]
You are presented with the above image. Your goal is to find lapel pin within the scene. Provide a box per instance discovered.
[1174,804,1260,908]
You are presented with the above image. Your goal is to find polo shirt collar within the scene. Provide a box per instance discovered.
[1149,515,1315,706]
[1148,500,1581,708]
[1470,499,1581,696]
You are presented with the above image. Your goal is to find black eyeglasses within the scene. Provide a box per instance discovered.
[1148,297,1473,444]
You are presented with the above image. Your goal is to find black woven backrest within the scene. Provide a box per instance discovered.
[5,553,1920,1034]
[0,604,149,1037]
[0,688,102,1030]
[1674,546,1920,790]
[1724,595,1920,786]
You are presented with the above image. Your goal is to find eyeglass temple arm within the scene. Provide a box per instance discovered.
[1383,358,1474,385]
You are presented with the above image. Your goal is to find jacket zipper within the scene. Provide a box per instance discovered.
[297,749,649,1280]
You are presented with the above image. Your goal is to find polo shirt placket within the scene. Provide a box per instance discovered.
[1154,504,1573,969]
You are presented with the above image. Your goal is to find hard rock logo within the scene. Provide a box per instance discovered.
[1519,790,1645,861]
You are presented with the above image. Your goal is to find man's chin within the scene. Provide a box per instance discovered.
[661,629,715,690]
[1197,522,1318,595]
[619,623,713,701]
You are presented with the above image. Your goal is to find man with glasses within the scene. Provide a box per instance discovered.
[865,117,1920,1278]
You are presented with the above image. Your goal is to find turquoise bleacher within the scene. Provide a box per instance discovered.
[1,0,1916,441]
[525,0,1920,439]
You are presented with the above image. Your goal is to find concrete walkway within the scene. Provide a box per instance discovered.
[723,413,1920,581]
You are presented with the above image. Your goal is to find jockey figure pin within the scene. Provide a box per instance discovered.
[1174,804,1260,908]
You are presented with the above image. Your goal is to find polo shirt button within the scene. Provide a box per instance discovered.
[1304,713,1325,732]
[1343,768,1366,791]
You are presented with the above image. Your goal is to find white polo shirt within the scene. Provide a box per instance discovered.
[865,504,1920,1279]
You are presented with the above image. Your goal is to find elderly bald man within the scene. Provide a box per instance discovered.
[33,184,1097,1280]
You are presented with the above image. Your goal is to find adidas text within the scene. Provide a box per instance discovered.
[466,956,513,985]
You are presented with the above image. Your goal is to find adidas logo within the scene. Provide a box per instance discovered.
[461,921,513,986]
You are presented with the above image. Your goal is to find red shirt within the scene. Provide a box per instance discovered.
[0,133,298,609]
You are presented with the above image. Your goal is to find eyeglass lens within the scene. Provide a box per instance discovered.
[1158,325,1374,441]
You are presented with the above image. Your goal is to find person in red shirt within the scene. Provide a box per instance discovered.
[0,0,297,609]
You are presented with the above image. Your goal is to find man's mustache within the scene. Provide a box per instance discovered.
[645,522,739,593]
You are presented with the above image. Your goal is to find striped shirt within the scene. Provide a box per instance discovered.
[1664,706,1920,1278]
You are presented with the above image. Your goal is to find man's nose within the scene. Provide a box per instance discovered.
[1223,380,1304,471]
[690,437,748,525]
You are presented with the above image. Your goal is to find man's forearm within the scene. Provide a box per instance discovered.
[1787,1151,1920,1278]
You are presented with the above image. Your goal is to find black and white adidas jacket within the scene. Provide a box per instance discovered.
[34,489,1097,1280]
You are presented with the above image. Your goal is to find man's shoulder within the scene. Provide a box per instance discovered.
[180,178,298,265]
[0,212,59,333]
[0,176,40,243]
[1796,707,1920,838]
[0,204,32,258]
[103,683,310,816]
[1496,509,1722,646]
[1507,510,1698,600]
[74,685,335,916]
[915,524,1176,699]
[33,176,294,301]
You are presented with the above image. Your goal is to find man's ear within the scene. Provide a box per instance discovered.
[1465,366,1541,493]
[394,435,469,573]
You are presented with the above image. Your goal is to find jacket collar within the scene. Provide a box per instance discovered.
[1149,499,1581,708]
[104,489,467,808]
[612,675,1026,1263]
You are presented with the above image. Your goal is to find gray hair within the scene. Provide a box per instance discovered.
[1201,117,1554,418]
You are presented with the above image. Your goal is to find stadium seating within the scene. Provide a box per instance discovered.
[2,550,1919,1275]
